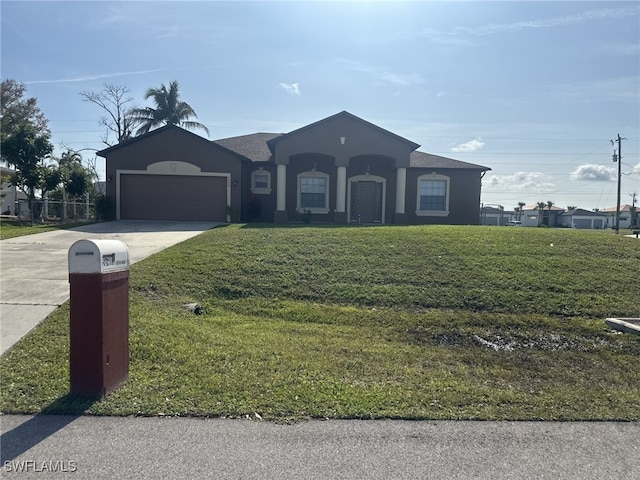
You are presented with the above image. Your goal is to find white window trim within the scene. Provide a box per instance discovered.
[297,170,330,214]
[416,173,450,217]
[250,167,272,195]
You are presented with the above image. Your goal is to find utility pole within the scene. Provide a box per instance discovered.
[611,134,626,234]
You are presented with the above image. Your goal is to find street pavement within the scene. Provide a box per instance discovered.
[1,415,638,479]
[0,220,219,355]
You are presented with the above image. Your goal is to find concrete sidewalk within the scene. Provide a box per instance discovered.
[0,220,219,355]
[1,415,638,479]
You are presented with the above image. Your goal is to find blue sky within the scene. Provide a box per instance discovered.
[2,0,639,211]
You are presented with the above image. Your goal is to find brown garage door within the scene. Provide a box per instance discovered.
[120,174,228,221]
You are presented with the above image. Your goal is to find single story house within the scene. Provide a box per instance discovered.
[521,204,566,227]
[479,206,514,226]
[97,111,491,225]
[1,165,25,215]
[601,205,638,230]
[560,208,607,229]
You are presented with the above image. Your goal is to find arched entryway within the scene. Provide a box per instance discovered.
[347,174,386,223]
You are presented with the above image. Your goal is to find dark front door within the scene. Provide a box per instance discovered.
[351,181,382,223]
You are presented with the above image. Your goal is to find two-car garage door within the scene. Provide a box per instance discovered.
[119,174,228,222]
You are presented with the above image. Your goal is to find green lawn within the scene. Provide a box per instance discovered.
[1,224,639,420]
[0,218,95,239]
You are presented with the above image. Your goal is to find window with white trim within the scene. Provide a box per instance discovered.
[251,168,271,194]
[416,174,450,216]
[297,171,329,213]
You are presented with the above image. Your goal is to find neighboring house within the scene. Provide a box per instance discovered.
[0,165,25,215]
[560,208,607,229]
[480,206,514,226]
[601,205,637,230]
[97,111,491,224]
[521,204,566,227]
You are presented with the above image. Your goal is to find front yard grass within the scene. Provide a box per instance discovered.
[1,225,638,420]
[0,218,95,240]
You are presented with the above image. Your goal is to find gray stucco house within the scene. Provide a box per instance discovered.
[98,111,490,224]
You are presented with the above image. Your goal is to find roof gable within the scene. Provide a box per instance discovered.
[266,111,420,153]
[600,204,635,213]
[97,125,216,157]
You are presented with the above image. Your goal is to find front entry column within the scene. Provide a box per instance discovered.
[274,163,288,223]
[395,167,406,214]
[395,167,408,224]
[336,166,347,213]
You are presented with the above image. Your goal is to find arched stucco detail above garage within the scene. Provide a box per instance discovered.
[145,161,204,175]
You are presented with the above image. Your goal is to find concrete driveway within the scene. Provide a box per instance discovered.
[0,220,219,355]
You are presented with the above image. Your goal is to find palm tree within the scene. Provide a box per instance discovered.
[546,201,554,227]
[517,201,526,221]
[535,201,546,226]
[130,80,209,137]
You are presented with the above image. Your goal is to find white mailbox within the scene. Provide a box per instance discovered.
[68,239,130,274]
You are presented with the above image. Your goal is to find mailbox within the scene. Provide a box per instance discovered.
[68,239,130,396]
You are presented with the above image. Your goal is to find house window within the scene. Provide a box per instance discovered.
[297,171,329,213]
[416,174,449,216]
[251,168,271,194]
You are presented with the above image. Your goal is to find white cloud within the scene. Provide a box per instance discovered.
[597,42,640,56]
[279,82,301,96]
[547,76,640,102]
[451,139,485,153]
[409,6,638,47]
[457,6,639,36]
[486,172,555,193]
[24,69,166,84]
[339,60,424,89]
[571,164,616,182]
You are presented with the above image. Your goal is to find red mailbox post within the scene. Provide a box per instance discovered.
[68,239,130,396]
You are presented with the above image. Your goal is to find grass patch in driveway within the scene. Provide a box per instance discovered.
[0,218,96,239]
[1,225,638,420]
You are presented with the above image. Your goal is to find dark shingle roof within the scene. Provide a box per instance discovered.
[410,151,490,171]
[214,133,281,162]
[214,132,490,171]
[562,208,607,216]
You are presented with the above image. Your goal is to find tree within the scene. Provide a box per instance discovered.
[535,201,546,227]
[130,80,209,136]
[546,201,554,227]
[2,122,54,223]
[50,149,93,220]
[80,84,142,146]
[567,205,577,211]
[517,201,525,221]
[58,150,87,196]
[1,79,54,194]
[2,123,53,199]
[513,205,521,220]
[1,79,49,145]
